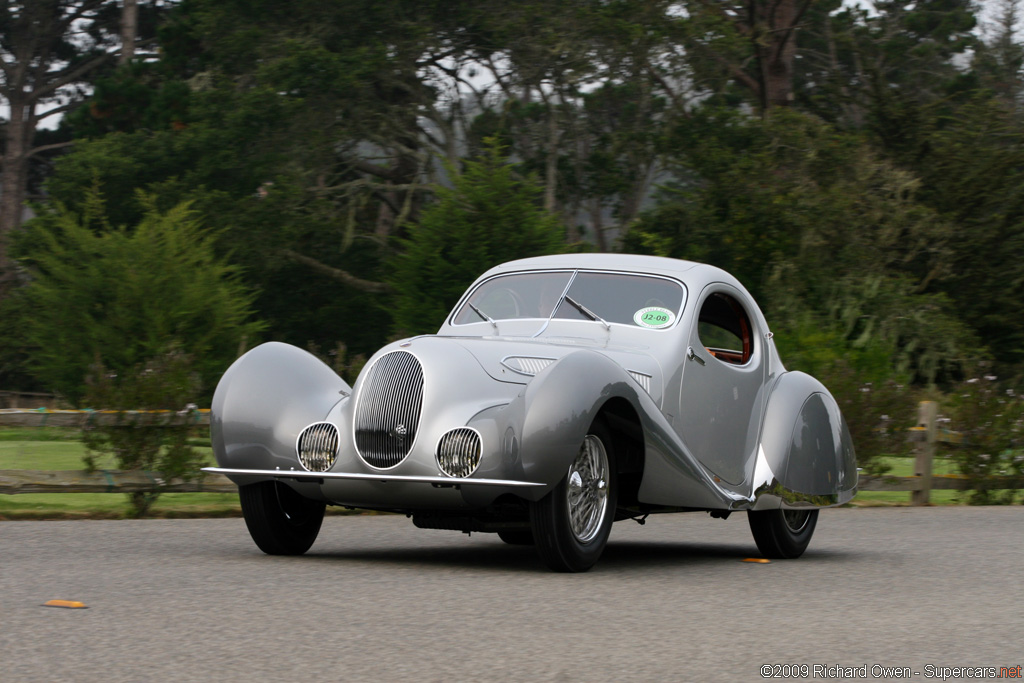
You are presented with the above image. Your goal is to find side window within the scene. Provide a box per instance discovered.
[697,293,753,365]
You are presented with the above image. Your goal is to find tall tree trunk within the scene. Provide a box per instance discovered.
[0,0,118,295]
[0,93,32,289]
[589,199,607,252]
[544,103,559,212]
[752,0,810,111]
[120,0,139,66]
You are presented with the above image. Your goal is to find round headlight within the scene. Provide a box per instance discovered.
[436,427,482,478]
[296,422,339,472]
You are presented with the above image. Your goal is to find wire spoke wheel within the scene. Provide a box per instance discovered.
[530,420,617,572]
[782,509,812,534]
[566,435,610,543]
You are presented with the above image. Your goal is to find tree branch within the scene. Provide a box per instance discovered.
[483,54,518,101]
[55,0,109,38]
[645,64,691,116]
[313,178,422,194]
[35,101,79,122]
[703,44,762,97]
[30,51,114,103]
[26,140,75,160]
[695,0,752,36]
[282,250,392,293]
[350,159,403,183]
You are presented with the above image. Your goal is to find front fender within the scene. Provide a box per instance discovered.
[516,350,641,494]
[211,342,351,475]
[754,372,858,508]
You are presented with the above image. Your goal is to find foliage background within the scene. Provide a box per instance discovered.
[2,0,1023,496]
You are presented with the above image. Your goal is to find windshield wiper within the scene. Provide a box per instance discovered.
[563,295,610,330]
[467,302,498,332]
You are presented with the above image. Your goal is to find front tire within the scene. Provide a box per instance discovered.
[239,480,326,555]
[748,508,818,559]
[530,420,617,572]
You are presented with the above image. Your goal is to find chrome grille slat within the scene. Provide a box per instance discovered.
[296,422,339,472]
[354,351,424,469]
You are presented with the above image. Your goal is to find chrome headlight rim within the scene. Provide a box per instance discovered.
[295,421,340,473]
[435,426,483,478]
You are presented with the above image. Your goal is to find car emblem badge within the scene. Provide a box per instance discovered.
[390,424,408,440]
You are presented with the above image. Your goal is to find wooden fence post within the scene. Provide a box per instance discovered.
[911,401,938,505]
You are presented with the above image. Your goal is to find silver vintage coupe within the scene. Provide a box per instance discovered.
[206,254,857,571]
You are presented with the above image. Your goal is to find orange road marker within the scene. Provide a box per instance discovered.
[742,558,771,563]
[43,600,88,609]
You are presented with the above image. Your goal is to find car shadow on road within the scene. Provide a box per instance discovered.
[293,537,850,573]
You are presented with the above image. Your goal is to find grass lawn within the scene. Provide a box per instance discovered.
[851,454,1020,506]
[0,429,241,519]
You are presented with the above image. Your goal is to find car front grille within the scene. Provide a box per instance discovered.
[354,350,424,469]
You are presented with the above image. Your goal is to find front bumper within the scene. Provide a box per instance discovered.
[203,466,543,489]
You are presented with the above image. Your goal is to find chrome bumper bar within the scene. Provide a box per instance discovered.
[202,467,544,488]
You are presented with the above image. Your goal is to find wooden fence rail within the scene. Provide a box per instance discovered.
[0,408,211,428]
[0,405,1019,503]
[0,470,235,494]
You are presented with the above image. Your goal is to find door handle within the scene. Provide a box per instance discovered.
[686,346,706,366]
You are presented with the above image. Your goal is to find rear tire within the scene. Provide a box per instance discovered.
[747,508,818,559]
[530,420,617,572]
[239,480,326,555]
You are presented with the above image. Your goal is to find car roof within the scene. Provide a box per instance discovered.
[480,253,738,289]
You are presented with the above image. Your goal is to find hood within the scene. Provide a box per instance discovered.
[399,334,665,405]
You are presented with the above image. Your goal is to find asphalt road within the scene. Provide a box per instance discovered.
[1,507,1022,683]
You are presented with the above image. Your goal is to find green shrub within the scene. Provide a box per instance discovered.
[11,190,264,404]
[940,369,1024,505]
[389,140,569,335]
[771,315,918,475]
[81,347,207,517]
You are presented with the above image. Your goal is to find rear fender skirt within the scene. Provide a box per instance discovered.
[754,371,858,509]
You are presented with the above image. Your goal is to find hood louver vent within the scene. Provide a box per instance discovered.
[501,356,556,376]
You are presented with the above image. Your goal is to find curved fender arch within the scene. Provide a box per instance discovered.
[466,349,744,510]
[211,342,352,484]
[753,371,858,510]
[515,350,643,497]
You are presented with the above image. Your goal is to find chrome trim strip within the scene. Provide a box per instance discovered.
[202,467,544,488]
[531,269,577,338]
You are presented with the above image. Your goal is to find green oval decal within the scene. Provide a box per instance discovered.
[633,306,675,329]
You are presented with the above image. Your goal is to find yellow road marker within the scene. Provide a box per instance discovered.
[43,600,88,609]
[742,558,771,563]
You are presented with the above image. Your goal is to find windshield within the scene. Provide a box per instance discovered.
[451,270,685,329]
